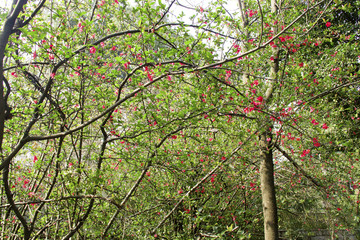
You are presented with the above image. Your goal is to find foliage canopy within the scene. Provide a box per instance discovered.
[0,0,359,239]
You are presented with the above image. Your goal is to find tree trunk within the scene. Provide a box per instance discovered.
[260,0,279,239]
[260,131,278,240]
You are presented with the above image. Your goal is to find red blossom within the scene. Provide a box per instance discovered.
[311,119,319,125]
[313,138,321,147]
[225,70,232,80]
[251,80,259,86]
[89,47,96,54]
[147,73,153,81]
[326,22,331,27]
[301,149,310,157]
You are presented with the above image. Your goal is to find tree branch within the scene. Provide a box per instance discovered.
[274,144,324,190]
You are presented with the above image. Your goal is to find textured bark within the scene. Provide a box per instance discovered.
[260,132,278,240]
[0,1,31,239]
[260,0,279,239]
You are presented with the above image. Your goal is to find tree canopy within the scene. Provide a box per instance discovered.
[0,0,359,239]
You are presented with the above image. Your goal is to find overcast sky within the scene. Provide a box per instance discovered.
[0,0,11,9]
[0,0,239,14]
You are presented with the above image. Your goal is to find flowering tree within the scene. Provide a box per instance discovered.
[0,0,358,239]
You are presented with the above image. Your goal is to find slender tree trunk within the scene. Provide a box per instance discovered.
[260,131,278,240]
[259,0,279,239]
[237,1,279,238]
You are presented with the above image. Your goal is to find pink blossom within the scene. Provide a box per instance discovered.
[225,70,231,80]
[251,80,259,86]
[89,47,96,54]
[78,22,84,32]
[147,73,153,81]
[311,119,319,125]
[326,22,331,27]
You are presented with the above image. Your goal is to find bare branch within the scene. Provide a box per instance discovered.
[274,144,324,190]
[151,128,259,234]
